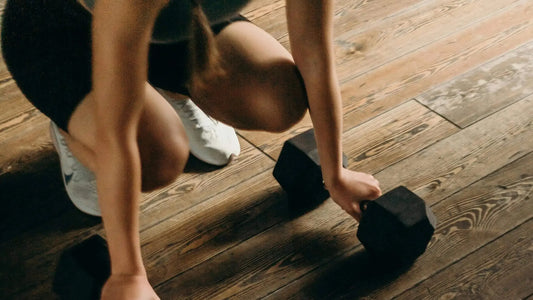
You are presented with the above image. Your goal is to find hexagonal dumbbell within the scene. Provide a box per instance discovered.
[273,129,437,263]
[357,186,437,264]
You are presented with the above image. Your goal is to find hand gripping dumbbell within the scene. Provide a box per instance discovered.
[273,129,437,263]
[53,235,111,300]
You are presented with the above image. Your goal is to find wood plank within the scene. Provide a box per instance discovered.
[242,0,285,21]
[0,81,33,122]
[396,219,533,300]
[417,40,533,128]
[375,95,533,204]
[267,152,533,299]
[142,171,286,286]
[341,0,533,130]
[155,97,532,299]
[139,138,275,228]
[0,116,52,176]
[155,193,358,299]
[335,0,526,83]
[0,61,10,83]
[250,0,433,51]
[343,100,458,173]
[239,0,533,160]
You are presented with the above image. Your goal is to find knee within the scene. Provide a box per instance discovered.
[141,132,190,192]
[261,63,308,133]
[262,98,307,133]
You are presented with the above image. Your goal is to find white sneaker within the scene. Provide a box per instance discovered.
[159,90,241,166]
[49,122,101,216]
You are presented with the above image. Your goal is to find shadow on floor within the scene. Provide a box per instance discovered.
[0,147,102,241]
[294,248,415,299]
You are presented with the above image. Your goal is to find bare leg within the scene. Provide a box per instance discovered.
[186,21,309,132]
[66,83,190,191]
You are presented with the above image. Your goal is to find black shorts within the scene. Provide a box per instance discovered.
[1,0,248,131]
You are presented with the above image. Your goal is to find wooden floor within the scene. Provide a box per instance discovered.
[1,0,533,298]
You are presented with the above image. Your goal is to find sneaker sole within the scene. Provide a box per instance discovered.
[49,123,101,217]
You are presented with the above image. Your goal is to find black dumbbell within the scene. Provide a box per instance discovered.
[53,235,111,300]
[357,186,436,264]
[273,129,437,263]
[273,128,348,209]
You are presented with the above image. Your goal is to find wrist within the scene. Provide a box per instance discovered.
[322,167,344,190]
[107,239,146,276]
[111,260,146,276]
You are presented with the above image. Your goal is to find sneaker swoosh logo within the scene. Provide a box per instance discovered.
[64,173,74,185]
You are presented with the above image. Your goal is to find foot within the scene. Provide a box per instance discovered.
[159,90,241,166]
[49,122,101,216]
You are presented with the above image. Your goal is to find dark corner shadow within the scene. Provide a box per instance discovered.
[297,248,415,299]
[0,147,100,242]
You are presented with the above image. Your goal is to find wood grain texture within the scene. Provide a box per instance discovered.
[154,97,531,298]
[335,0,527,83]
[417,40,533,128]
[375,96,533,204]
[346,152,533,299]
[143,171,287,286]
[343,100,458,173]
[396,219,533,300]
[266,137,533,300]
[139,100,454,287]
[155,195,360,299]
[341,0,533,132]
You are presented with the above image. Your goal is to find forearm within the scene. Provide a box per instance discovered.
[287,0,343,185]
[304,70,344,185]
[91,0,167,275]
[96,143,144,275]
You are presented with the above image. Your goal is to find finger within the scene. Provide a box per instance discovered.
[350,203,362,222]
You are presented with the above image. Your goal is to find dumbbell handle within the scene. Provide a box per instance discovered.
[360,200,371,212]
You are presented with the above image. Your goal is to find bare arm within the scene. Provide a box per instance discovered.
[91,0,167,293]
[286,0,381,219]
[286,0,342,183]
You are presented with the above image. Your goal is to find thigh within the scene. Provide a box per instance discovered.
[188,21,308,132]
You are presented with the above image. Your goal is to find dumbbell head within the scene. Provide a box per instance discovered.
[53,235,110,300]
[273,129,348,208]
[356,186,436,264]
